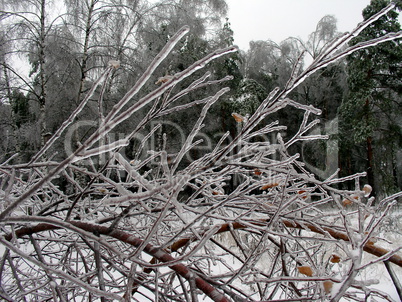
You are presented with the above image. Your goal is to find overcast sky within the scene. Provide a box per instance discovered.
[225,0,374,50]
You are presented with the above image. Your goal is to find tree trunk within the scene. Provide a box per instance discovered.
[76,0,97,105]
[39,0,47,147]
[364,96,375,196]
[366,136,375,194]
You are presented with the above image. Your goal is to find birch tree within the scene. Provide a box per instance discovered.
[0,0,54,146]
[0,0,231,163]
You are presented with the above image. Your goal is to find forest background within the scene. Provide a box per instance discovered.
[1,0,401,199]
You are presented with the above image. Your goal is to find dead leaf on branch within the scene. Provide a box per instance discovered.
[155,75,173,85]
[232,112,244,123]
[260,183,279,190]
[323,280,333,294]
[330,254,341,263]
[297,266,314,277]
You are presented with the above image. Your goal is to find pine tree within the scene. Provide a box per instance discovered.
[339,0,402,196]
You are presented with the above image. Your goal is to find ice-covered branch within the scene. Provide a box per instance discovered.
[1,8,401,300]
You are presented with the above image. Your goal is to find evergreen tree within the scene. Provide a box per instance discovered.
[339,0,402,196]
[10,90,31,128]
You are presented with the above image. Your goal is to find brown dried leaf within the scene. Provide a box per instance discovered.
[298,190,309,199]
[260,183,279,190]
[297,266,313,277]
[330,254,341,263]
[97,187,108,194]
[232,113,244,123]
[342,199,352,206]
[212,190,223,195]
[342,194,358,206]
[253,168,262,175]
[323,280,333,294]
[155,75,173,85]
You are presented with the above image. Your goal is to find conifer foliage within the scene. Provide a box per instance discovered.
[340,0,402,196]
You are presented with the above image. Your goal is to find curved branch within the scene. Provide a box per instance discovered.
[152,218,402,268]
[2,219,230,302]
[2,214,401,301]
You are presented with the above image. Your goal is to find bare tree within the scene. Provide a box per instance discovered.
[0,4,401,302]
[0,0,230,161]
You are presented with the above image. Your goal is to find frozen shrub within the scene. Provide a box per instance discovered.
[0,4,401,302]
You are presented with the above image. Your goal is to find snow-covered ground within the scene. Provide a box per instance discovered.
[363,210,402,301]
[195,208,402,302]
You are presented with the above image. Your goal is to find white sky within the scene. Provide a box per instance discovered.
[226,0,374,50]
